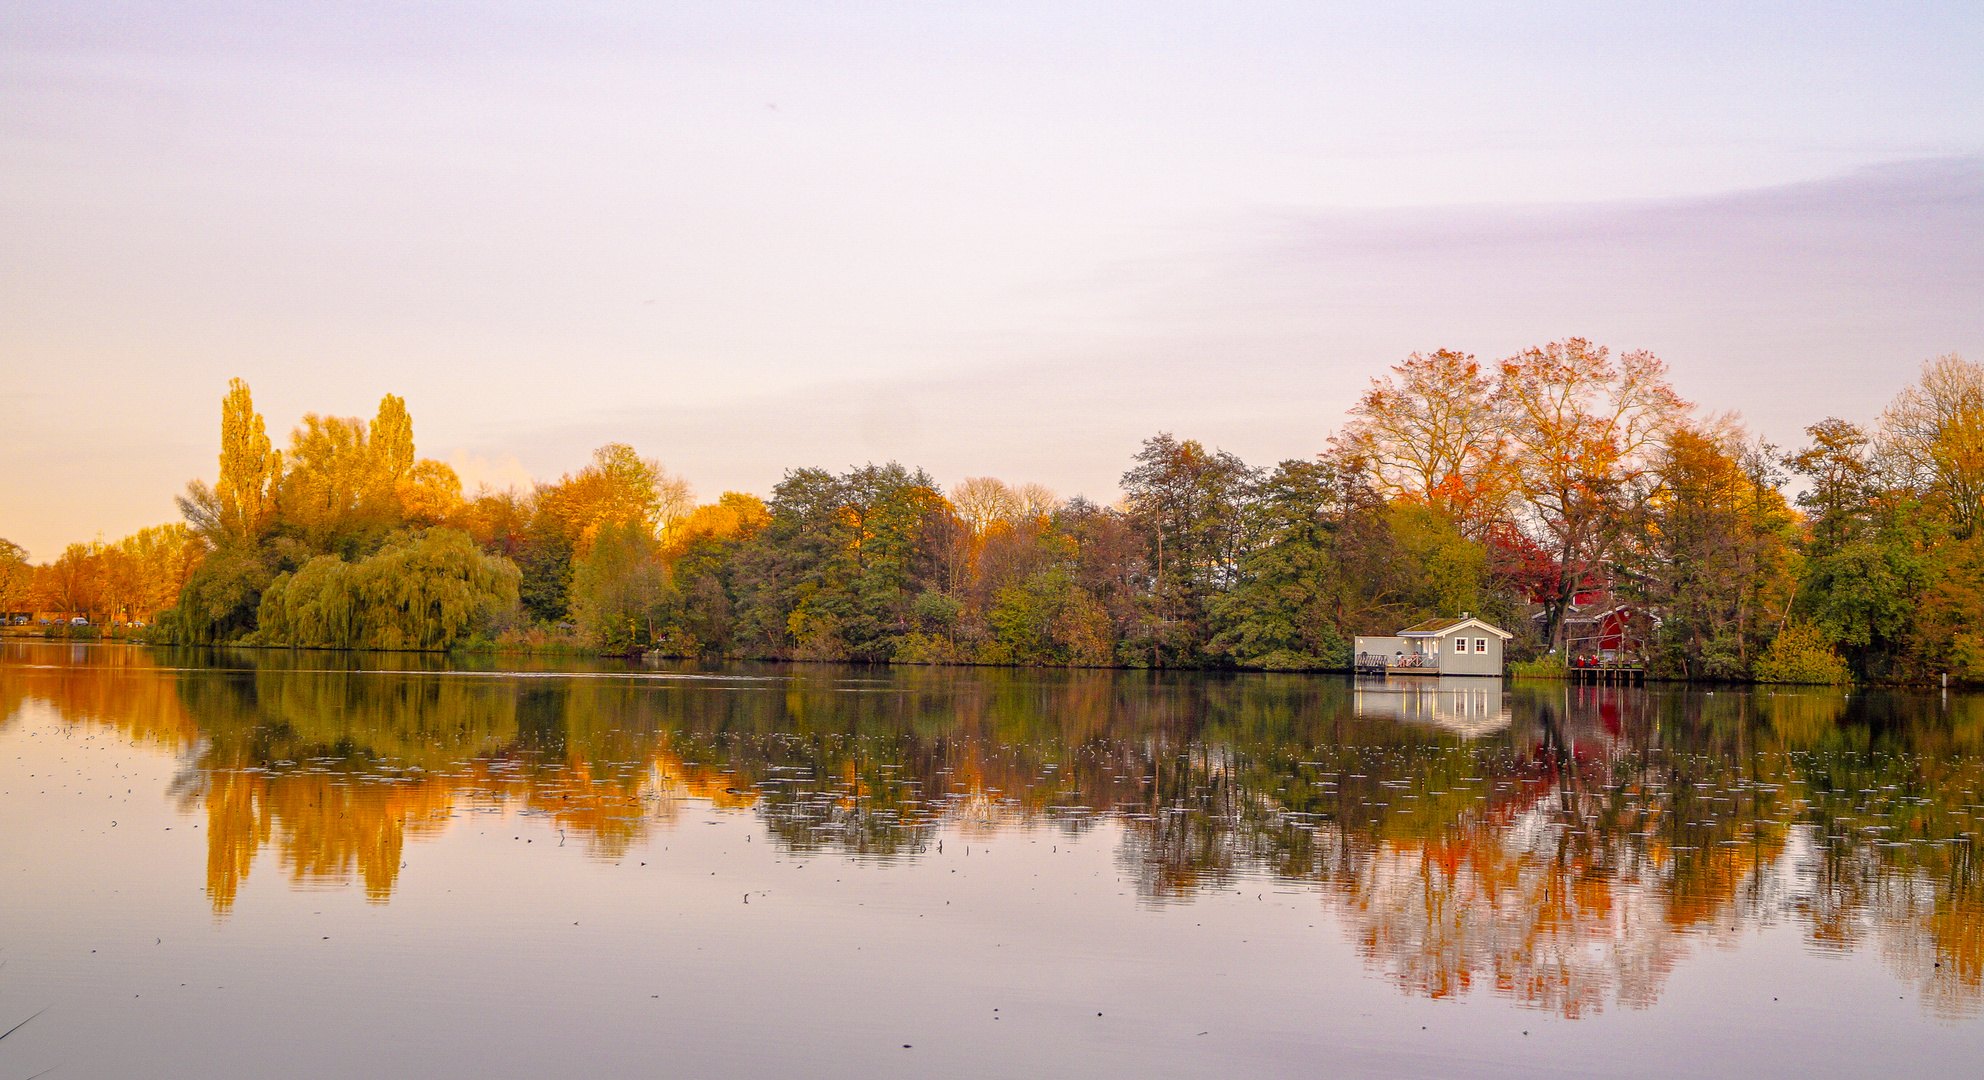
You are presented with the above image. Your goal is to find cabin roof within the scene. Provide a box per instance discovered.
[1398,616,1513,639]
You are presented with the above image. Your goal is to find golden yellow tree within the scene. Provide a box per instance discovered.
[0,539,31,616]
[538,443,693,554]
[179,379,282,544]
[398,459,465,525]
[1880,353,1984,537]
[281,413,381,548]
[371,394,416,484]
[662,493,770,561]
[115,524,207,620]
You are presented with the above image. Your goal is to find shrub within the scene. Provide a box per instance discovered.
[1753,621,1853,685]
[1508,655,1567,678]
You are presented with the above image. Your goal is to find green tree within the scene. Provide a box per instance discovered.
[568,521,670,651]
[1387,503,1489,623]
[1785,416,1930,679]
[1121,434,1259,664]
[731,463,952,660]
[172,545,275,643]
[1208,458,1377,669]
[1753,621,1853,684]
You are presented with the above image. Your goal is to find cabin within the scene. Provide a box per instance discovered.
[1354,615,1513,677]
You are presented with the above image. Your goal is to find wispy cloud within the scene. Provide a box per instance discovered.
[522,158,1981,503]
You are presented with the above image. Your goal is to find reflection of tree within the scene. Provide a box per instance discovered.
[3,646,1978,1017]
[0,645,202,747]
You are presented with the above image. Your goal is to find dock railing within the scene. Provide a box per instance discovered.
[1354,651,1437,674]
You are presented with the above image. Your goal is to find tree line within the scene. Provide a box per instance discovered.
[0,525,203,627]
[5,344,1979,682]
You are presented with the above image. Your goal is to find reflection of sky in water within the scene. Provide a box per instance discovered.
[2,643,1980,1078]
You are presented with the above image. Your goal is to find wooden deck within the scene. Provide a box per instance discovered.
[1569,664,1645,685]
[1354,652,1439,676]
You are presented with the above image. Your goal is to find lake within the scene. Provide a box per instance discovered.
[2,642,1979,1078]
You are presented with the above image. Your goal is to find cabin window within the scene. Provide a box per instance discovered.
[1475,638,1488,652]
[1453,636,1468,653]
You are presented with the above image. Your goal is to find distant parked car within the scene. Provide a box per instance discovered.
[9,615,24,625]
[69,616,89,626]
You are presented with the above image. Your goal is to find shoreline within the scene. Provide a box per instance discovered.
[2,633,1914,686]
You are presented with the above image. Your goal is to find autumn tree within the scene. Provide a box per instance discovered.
[537,443,693,555]
[37,543,103,621]
[946,476,1019,597]
[650,493,769,656]
[1879,353,1984,538]
[121,524,208,620]
[951,477,1021,536]
[1338,349,1511,537]
[1785,418,1876,557]
[280,412,402,556]
[1626,422,1797,678]
[453,486,572,623]
[177,378,281,545]
[0,539,31,617]
[1012,483,1060,522]
[1499,340,1689,650]
[372,394,416,484]
[1053,497,1148,651]
[172,383,463,640]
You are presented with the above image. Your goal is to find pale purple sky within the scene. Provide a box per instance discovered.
[3,2,1980,558]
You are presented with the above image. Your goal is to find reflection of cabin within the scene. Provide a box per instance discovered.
[1354,616,1512,677]
[1353,676,1511,738]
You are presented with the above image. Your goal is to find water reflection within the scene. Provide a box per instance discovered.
[3,643,1979,1018]
[1352,675,1512,736]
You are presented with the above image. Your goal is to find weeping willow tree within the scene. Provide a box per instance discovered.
[258,555,359,647]
[258,529,519,650]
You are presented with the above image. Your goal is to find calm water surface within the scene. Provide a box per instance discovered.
[2,643,1980,1078]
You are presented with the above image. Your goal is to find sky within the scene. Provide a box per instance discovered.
[2,1,1980,560]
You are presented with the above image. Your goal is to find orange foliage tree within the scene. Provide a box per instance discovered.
[1498,339,1689,650]
[1338,348,1513,538]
